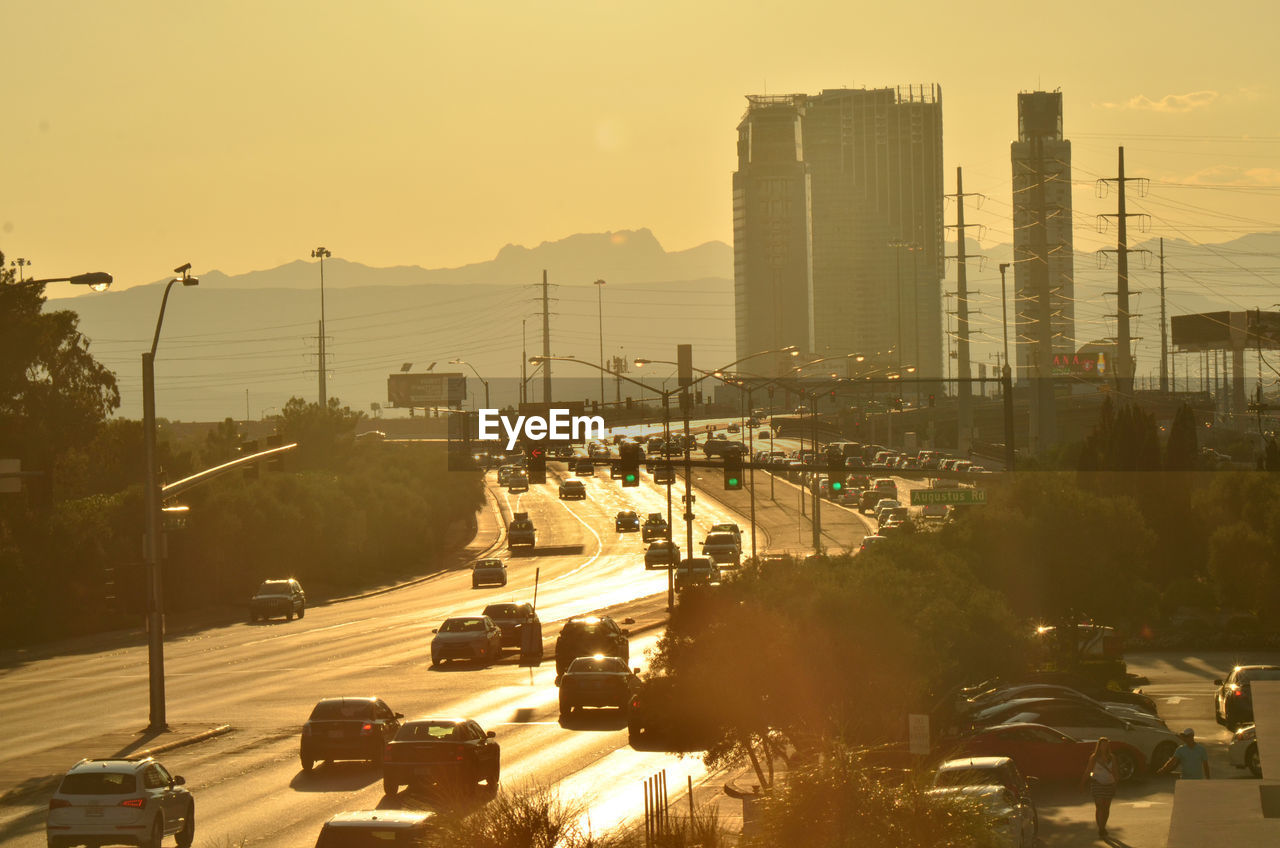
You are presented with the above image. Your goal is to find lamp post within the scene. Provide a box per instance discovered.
[143,263,198,733]
[311,247,331,407]
[9,270,113,292]
[999,263,1016,471]
[594,279,607,406]
[450,358,490,409]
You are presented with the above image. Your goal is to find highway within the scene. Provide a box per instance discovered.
[0,448,768,847]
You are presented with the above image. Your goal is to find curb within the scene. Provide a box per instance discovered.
[128,724,234,761]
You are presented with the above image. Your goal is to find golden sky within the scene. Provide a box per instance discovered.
[3,0,1278,290]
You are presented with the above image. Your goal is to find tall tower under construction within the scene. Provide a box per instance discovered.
[733,86,944,378]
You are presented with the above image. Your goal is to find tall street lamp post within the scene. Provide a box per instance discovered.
[11,271,113,291]
[311,247,331,407]
[450,358,490,410]
[143,263,198,733]
[594,279,607,406]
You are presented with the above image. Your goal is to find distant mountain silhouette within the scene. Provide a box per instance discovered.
[195,229,732,290]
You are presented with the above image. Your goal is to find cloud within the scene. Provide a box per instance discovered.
[1181,165,1280,186]
[1095,90,1219,113]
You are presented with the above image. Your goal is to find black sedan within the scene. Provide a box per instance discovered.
[615,510,640,532]
[1215,665,1280,730]
[557,655,640,716]
[300,697,403,771]
[482,602,539,647]
[382,718,500,795]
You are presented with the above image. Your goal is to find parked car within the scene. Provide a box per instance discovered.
[642,513,670,542]
[249,578,306,622]
[931,757,1037,846]
[431,616,504,667]
[701,532,742,566]
[946,722,1145,782]
[1214,665,1280,730]
[674,557,720,591]
[557,655,640,716]
[381,718,500,795]
[615,510,640,532]
[47,757,194,848]
[554,615,631,676]
[481,602,539,647]
[1228,723,1263,778]
[977,699,1180,773]
[644,540,680,569]
[960,684,1159,721]
[300,697,403,771]
[925,783,1036,848]
[471,559,508,588]
[315,810,437,847]
[559,479,588,500]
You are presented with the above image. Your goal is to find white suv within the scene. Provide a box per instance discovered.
[47,757,194,848]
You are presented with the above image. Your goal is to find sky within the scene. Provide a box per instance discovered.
[3,0,1277,292]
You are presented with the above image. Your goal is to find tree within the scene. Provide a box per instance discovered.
[1165,403,1199,471]
[202,417,244,467]
[276,396,364,469]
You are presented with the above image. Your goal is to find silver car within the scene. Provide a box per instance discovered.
[47,757,194,848]
[431,616,504,667]
[1228,723,1263,777]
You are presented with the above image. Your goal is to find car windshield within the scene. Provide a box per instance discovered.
[256,580,291,595]
[396,721,461,740]
[309,700,376,720]
[59,772,137,794]
[567,657,628,673]
[474,562,503,571]
[705,534,735,544]
[1240,668,1280,683]
[935,767,1007,788]
[440,618,486,633]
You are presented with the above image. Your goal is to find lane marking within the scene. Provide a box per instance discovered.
[241,617,373,647]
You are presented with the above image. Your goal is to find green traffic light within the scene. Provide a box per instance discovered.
[625,473,637,482]
[727,477,739,487]
[831,481,843,491]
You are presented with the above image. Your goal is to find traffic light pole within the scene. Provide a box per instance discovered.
[810,398,821,553]
[682,390,694,568]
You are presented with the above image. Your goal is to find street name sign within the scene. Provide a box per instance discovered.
[910,488,987,506]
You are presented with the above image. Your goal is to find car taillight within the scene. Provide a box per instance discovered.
[120,798,146,808]
[360,723,374,735]
[456,745,466,761]
[384,744,396,760]
[1234,688,1246,697]
[49,798,70,810]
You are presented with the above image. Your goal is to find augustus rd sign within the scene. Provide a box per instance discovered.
[910,488,988,506]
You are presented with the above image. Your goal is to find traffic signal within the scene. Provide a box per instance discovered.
[619,442,641,487]
[929,393,936,408]
[894,397,904,411]
[526,446,547,484]
[723,448,743,490]
[827,447,846,493]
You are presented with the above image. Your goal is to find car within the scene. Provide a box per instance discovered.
[507,473,528,493]
[481,602,539,647]
[315,810,437,847]
[1214,665,1280,730]
[559,479,588,500]
[872,477,898,497]
[554,615,630,676]
[47,757,195,848]
[644,539,680,569]
[674,557,720,591]
[727,422,740,433]
[557,655,640,716]
[652,463,676,484]
[858,489,883,513]
[471,558,508,588]
[575,458,595,476]
[962,672,1159,715]
[859,534,887,552]
[946,723,1146,782]
[507,513,535,549]
[642,513,670,541]
[979,700,1180,773]
[960,683,1159,721]
[710,522,742,541]
[1228,723,1263,778]
[300,697,403,771]
[249,578,306,622]
[920,503,949,520]
[700,532,742,566]
[615,510,640,532]
[873,499,902,523]
[878,506,911,529]
[647,437,665,454]
[924,783,1036,848]
[497,465,520,485]
[381,718,500,795]
[879,518,916,536]
[931,757,1037,846]
[430,616,504,666]
[703,437,745,458]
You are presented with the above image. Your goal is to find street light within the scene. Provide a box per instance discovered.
[594,279,606,406]
[311,247,331,407]
[143,262,198,733]
[10,270,114,292]
[450,358,490,409]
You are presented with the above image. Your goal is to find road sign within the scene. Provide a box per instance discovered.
[908,714,931,755]
[909,488,987,506]
[387,372,466,407]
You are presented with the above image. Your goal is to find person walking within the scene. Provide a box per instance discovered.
[1083,737,1119,838]
[1159,727,1211,780]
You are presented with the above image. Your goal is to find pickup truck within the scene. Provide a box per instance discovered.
[507,512,536,549]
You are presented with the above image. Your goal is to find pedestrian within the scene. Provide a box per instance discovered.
[1158,727,1211,780]
[1082,736,1118,838]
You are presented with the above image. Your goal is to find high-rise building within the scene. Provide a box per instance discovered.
[733,85,944,380]
[1011,91,1075,383]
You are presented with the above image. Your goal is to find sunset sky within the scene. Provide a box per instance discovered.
[3,0,1278,290]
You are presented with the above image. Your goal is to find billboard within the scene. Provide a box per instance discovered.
[1171,312,1231,350]
[1051,352,1107,380]
[1247,310,1280,349]
[387,372,467,408]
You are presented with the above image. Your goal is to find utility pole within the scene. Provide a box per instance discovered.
[520,318,527,405]
[311,247,331,408]
[1159,238,1169,393]
[594,279,607,406]
[945,167,984,453]
[1097,147,1148,399]
[541,270,552,404]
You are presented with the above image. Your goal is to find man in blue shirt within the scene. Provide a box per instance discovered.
[1159,727,1210,779]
